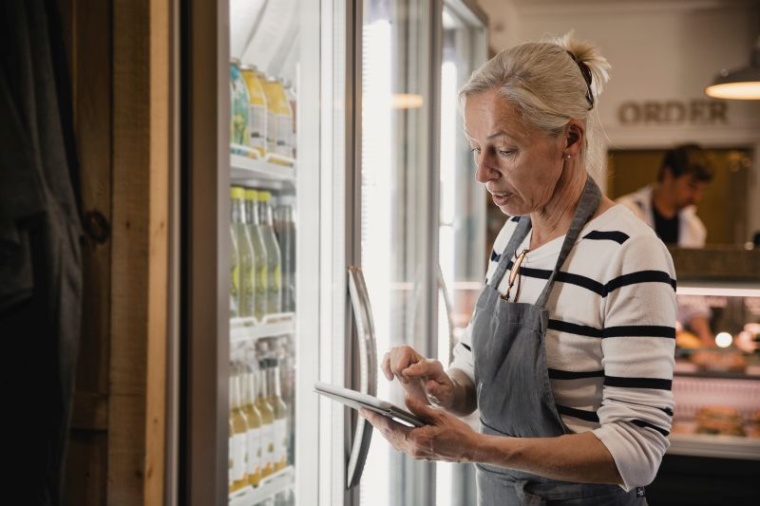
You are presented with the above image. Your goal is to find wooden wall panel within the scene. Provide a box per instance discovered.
[60,0,171,504]
[111,0,171,504]
[61,0,113,504]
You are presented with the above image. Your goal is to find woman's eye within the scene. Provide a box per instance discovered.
[470,147,481,154]
[498,150,514,157]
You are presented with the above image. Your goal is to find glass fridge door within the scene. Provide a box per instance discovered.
[436,3,488,505]
[227,1,326,505]
[182,0,325,504]
[356,1,487,505]
[358,0,441,504]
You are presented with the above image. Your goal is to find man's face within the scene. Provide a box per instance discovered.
[664,170,709,211]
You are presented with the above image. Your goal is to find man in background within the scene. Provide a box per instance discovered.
[617,143,715,347]
[617,143,713,247]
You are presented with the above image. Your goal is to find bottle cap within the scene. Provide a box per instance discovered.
[231,186,245,199]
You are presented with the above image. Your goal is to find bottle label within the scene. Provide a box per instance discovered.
[249,104,267,151]
[275,418,288,466]
[230,263,239,316]
[275,114,294,157]
[228,436,234,486]
[267,111,278,153]
[246,426,262,476]
[268,263,282,314]
[230,68,250,149]
[260,423,275,469]
[232,432,247,482]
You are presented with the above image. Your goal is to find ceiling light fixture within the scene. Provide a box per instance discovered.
[705,36,760,100]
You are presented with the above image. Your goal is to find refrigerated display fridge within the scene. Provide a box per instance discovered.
[179,1,487,505]
[645,247,760,504]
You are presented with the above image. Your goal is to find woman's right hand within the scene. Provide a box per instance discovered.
[381,346,456,409]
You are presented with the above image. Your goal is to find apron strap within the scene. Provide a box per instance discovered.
[535,176,602,309]
[488,216,532,290]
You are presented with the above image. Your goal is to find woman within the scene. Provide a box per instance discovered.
[361,34,676,505]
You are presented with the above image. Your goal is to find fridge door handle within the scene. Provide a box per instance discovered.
[346,265,378,489]
[437,264,456,359]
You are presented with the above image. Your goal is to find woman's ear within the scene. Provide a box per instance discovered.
[564,120,585,156]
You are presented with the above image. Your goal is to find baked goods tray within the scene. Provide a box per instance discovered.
[669,375,760,460]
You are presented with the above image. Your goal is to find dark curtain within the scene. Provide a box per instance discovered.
[0,0,83,504]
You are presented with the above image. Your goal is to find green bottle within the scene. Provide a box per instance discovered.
[245,189,269,321]
[229,188,240,318]
[258,191,282,315]
[231,186,255,317]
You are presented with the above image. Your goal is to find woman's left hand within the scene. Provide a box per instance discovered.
[360,395,479,463]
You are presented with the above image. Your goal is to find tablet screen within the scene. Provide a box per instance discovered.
[314,381,427,428]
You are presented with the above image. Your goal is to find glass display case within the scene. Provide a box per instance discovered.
[648,247,760,505]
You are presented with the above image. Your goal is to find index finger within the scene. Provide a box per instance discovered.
[402,359,444,380]
[382,346,424,382]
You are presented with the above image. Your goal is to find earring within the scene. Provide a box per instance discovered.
[565,154,571,159]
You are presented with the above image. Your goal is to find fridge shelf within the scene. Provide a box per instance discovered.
[230,147,296,187]
[228,466,295,506]
[230,313,296,342]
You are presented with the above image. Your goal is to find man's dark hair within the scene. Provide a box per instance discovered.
[658,143,714,183]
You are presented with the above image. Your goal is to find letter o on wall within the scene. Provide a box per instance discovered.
[618,102,640,125]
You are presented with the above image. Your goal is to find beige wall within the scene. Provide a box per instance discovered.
[475,0,760,240]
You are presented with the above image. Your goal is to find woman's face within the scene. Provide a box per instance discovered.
[464,89,567,217]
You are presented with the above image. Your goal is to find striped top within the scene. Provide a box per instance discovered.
[451,204,677,490]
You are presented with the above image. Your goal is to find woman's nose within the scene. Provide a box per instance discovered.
[475,153,497,183]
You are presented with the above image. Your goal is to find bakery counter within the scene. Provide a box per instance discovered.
[645,247,760,504]
[669,372,760,459]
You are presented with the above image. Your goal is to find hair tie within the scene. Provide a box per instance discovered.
[567,50,594,109]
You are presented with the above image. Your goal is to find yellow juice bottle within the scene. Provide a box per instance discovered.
[240,65,267,158]
[261,76,294,163]
[229,58,250,155]
[228,417,235,494]
[229,372,249,492]
[265,357,289,471]
[243,371,263,487]
[255,362,276,478]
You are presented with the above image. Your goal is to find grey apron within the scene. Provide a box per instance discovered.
[471,177,646,506]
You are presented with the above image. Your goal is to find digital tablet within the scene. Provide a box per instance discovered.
[314,381,427,428]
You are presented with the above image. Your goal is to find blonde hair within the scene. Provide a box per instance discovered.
[459,33,611,174]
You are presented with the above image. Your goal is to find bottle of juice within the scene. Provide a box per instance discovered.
[255,356,276,478]
[258,191,282,315]
[229,188,240,318]
[228,416,235,494]
[240,65,267,158]
[266,357,289,471]
[276,336,295,466]
[283,79,297,159]
[245,189,268,321]
[273,199,296,312]
[229,369,249,492]
[261,77,294,161]
[258,70,278,158]
[232,187,255,318]
[242,369,263,488]
[229,59,251,155]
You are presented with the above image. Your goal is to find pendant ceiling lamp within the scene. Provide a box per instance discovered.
[705,37,760,100]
